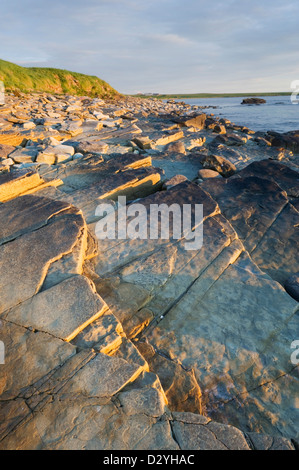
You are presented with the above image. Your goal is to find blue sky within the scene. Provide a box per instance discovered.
[1,0,299,93]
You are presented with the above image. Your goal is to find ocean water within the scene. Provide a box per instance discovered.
[179,95,299,133]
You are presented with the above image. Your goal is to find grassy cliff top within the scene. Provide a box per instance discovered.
[0,59,120,99]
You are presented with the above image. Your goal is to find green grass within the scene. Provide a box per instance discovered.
[0,58,120,99]
[132,92,291,99]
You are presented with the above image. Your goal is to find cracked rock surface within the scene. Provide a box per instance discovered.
[0,92,298,450]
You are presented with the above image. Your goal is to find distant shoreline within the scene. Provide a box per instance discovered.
[131,92,291,99]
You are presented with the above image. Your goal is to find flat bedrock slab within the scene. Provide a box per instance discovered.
[145,252,299,439]
[0,319,76,401]
[0,169,42,202]
[0,194,75,245]
[0,210,86,314]
[202,165,299,285]
[5,275,108,341]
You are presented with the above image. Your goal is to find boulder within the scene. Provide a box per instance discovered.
[164,141,186,154]
[198,169,222,179]
[241,98,266,105]
[267,130,299,154]
[132,136,153,150]
[172,113,206,130]
[163,174,188,189]
[0,144,15,159]
[212,133,247,146]
[9,148,38,163]
[36,153,56,165]
[0,158,14,167]
[22,121,36,130]
[201,154,236,177]
[213,124,226,134]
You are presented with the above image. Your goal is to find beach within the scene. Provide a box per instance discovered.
[0,91,298,450]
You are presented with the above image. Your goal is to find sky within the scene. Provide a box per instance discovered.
[1,0,299,94]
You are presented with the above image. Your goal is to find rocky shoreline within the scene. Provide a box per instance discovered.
[0,92,298,450]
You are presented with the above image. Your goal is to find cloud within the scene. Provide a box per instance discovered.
[0,0,298,93]
[145,34,196,47]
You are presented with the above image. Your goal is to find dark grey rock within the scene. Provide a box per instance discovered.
[285,273,299,301]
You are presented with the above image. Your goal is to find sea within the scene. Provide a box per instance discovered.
[178,95,298,134]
